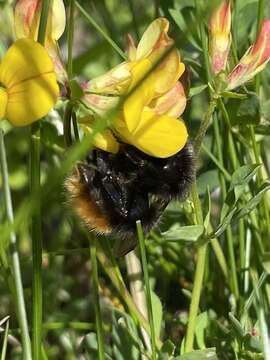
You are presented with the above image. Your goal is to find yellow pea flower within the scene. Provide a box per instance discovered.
[82,18,188,158]
[0,38,59,126]
[14,0,67,84]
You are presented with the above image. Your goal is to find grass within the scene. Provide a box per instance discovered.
[0,0,270,359]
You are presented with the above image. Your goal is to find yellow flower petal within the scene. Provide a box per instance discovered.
[115,112,188,158]
[48,0,66,41]
[124,59,155,132]
[147,81,186,117]
[87,61,131,95]
[6,73,59,126]
[14,0,66,42]
[149,50,185,94]
[136,18,169,60]
[0,38,56,88]
[131,112,188,157]
[0,88,8,119]
[80,122,120,154]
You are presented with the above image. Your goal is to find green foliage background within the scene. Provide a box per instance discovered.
[0,0,270,359]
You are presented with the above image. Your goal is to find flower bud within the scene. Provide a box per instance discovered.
[209,0,231,75]
[227,20,270,90]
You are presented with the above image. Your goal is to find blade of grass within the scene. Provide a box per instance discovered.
[0,130,32,360]
[0,319,9,360]
[251,270,270,360]
[89,235,105,360]
[136,221,157,360]
[31,1,50,358]
[67,0,75,79]
[75,1,126,60]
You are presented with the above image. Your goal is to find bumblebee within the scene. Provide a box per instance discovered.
[65,142,194,256]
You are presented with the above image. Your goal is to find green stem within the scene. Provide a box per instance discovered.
[67,0,75,79]
[37,0,50,44]
[185,182,206,353]
[63,102,74,147]
[89,236,105,360]
[0,130,32,360]
[31,2,50,358]
[217,101,240,298]
[30,122,42,360]
[75,1,126,60]
[194,97,218,154]
[185,92,218,352]
[136,221,157,360]
[194,0,211,81]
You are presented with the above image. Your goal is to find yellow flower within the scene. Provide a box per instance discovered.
[14,0,67,84]
[82,18,188,158]
[0,38,59,126]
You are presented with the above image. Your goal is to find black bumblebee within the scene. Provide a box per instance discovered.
[65,142,194,256]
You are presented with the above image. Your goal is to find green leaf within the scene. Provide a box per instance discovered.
[234,182,270,220]
[255,124,270,135]
[227,93,261,126]
[203,187,211,230]
[262,252,270,275]
[195,312,208,349]
[229,164,261,202]
[176,348,218,360]
[150,290,163,338]
[214,207,237,238]
[111,311,140,360]
[69,79,84,101]
[197,170,220,196]
[159,339,176,358]
[162,225,204,242]
[189,84,208,99]
[219,164,261,222]
[228,313,245,338]
[221,91,248,99]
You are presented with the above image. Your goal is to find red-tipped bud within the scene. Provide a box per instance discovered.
[227,20,270,90]
[209,0,231,75]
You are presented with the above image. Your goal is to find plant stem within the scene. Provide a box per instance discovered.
[218,100,240,298]
[0,130,32,360]
[31,2,50,358]
[67,0,75,79]
[136,221,157,360]
[185,182,206,352]
[89,236,105,360]
[185,92,218,352]
[30,122,42,360]
[125,250,151,351]
[194,97,218,154]
[75,1,126,60]
[63,102,74,147]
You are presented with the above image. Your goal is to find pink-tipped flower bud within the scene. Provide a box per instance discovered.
[227,20,270,90]
[209,0,231,75]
